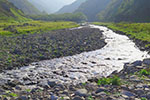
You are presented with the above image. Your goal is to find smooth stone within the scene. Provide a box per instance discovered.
[131,60,142,66]
[121,90,135,98]
[129,75,141,82]
[17,96,28,100]
[143,58,150,65]
[38,81,49,88]
[48,81,57,87]
[135,89,144,95]
[51,94,58,100]
[95,87,106,94]
[136,66,143,69]
[72,96,84,100]
[75,89,88,97]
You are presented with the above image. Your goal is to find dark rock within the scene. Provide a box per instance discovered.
[143,58,150,65]
[17,96,28,100]
[48,81,57,87]
[72,96,84,100]
[121,90,135,98]
[131,60,142,66]
[50,94,58,100]
[7,80,20,87]
[105,58,111,60]
[95,87,106,94]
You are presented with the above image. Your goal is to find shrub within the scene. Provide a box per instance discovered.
[97,76,121,86]
[140,69,150,76]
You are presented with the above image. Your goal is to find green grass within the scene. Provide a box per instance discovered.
[97,76,121,86]
[140,69,150,76]
[0,21,79,36]
[141,97,147,100]
[93,22,150,47]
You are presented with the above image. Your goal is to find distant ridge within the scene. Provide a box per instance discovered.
[57,0,87,14]
[98,0,150,22]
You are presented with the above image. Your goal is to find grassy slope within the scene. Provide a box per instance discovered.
[0,0,29,22]
[8,0,42,15]
[98,0,150,22]
[93,22,150,47]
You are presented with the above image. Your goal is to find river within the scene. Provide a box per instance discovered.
[0,25,149,86]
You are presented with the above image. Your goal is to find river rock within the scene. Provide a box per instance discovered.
[50,94,58,100]
[75,89,88,97]
[143,58,150,65]
[48,81,57,87]
[72,96,84,100]
[121,90,135,98]
[95,87,106,94]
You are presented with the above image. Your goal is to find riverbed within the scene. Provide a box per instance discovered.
[0,25,149,87]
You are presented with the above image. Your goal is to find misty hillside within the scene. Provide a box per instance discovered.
[57,0,87,14]
[29,0,75,14]
[75,0,111,21]
[8,0,42,15]
[0,0,28,21]
[98,0,150,22]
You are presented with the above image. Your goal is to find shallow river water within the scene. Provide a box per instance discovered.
[0,25,149,86]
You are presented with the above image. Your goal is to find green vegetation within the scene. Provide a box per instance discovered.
[5,91,18,97]
[8,0,42,15]
[97,76,121,86]
[0,0,29,22]
[141,97,147,100]
[0,21,79,35]
[30,12,87,22]
[140,69,150,76]
[75,0,111,21]
[93,22,150,48]
[98,0,150,22]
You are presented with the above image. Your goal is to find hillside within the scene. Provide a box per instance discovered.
[98,0,150,22]
[57,0,87,14]
[8,0,42,15]
[75,0,111,21]
[0,0,28,21]
[29,0,76,13]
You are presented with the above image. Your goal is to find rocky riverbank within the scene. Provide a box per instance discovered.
[0,25,150,100]
[0,27,106,71]
[0,59,150,100]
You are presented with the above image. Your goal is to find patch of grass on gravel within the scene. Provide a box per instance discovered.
[97,76,121,86]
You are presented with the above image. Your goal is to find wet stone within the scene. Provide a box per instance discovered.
[48,81,57,87]
[121,90,135,98]
[72,96,84,100]
[143,58,150,65]
[50,94,58,100]
[95,87,106,94]
[75,89,88,97]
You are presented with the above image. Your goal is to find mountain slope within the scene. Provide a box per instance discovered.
[0,0,28,21]
[8,0,42,15]
[75,0,111,21]
[29,0,76,14]
[57,0,86,14]
[98,0,150,22]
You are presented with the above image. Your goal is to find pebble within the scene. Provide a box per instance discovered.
[75,89,88,97]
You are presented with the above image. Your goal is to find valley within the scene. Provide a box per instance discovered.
[0,0,150,100]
